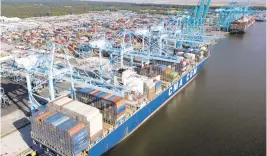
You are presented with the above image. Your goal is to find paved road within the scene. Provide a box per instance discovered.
[1,78,30,117]
[1,124,33,156]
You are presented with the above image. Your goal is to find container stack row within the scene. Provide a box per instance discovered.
[122,69,145,95]
[48,97,103,143]
[76,88,127,126]
[143,78,163,100]
[143,79,156,101]
[161,68,180,83]
[31,110,89,156]
[155,80,162,95]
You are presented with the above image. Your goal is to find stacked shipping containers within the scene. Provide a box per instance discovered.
[155,80,162,95]
[76,89,126,126]
[161,68,179,83]
[31,111,89,156]
[48,97,103,143]
[122,70,144,94]
[143,79,156,100]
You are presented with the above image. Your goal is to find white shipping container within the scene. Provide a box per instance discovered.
[86,113,103,137]
[58,98,103,137]
[155,75,161,81]
[48,96,73,112]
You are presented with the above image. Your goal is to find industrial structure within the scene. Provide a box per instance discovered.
[214,0,259,32]
[0,0,259,155]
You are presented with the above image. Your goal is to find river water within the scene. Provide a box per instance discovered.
[104,22,266,156]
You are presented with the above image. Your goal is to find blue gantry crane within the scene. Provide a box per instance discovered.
[1,1,224,113]
[215,0,259,31]
[11,41,130,112]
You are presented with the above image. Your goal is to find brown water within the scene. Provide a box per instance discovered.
[104,22,266,156]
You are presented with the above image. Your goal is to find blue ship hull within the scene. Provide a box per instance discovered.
[88,56,209,156]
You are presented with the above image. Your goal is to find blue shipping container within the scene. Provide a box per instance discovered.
[52,116,70,127]
[32,108,47,118]
[156,81,162,86]
[159,65,167,71]
[115,104,126,114]
[74,138,88,149]
[72,128,89,155]
[184,49,190,53]
[73,141,89,155]
[78,88,94,94]
[45,113,64,123]
[58,119,78,131]
[58,119,79,151]
[72,128,88,144]
[97,92,107,98]
[107,95,117,101]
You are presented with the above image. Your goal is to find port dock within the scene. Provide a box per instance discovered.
[0,1,260,156]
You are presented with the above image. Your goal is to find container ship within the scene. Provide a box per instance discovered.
[255,13,266,22]
[30,45,211,156]
[230,16,255,33]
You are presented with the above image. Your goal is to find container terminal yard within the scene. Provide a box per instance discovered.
[0,0,264,156]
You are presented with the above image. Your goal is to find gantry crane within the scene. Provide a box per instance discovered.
[215,0,259,31]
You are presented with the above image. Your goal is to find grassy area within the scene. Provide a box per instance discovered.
[2,4,89,18]
[1,2,188,18]
[1,1,265,19]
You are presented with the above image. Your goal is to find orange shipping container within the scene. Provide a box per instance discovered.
[36,111,51,121]
[116,110,125,118]
[89,90,98,95]
[68,123,85,136]
[115,99,125,108]
[111,96,121,104]
[148,91,156,100]
[36,112,56,122]
[103,93,112,99]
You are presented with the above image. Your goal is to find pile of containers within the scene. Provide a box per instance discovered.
[122,70,144,94]
[248,16,255,24]
[230,16,255,31]
[140,65,159,77]
[155,80,162,95]
[31,109,89,156]
[48,97,103,143]
[179,60,187,75]
[76,88,126,126]
[161,68,179,83]
[200,46,209,57]
[184,53,196,62]
[149,64,167,76]
[143,79,156,100]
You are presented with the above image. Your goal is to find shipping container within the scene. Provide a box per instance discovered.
[76,89,126,126]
